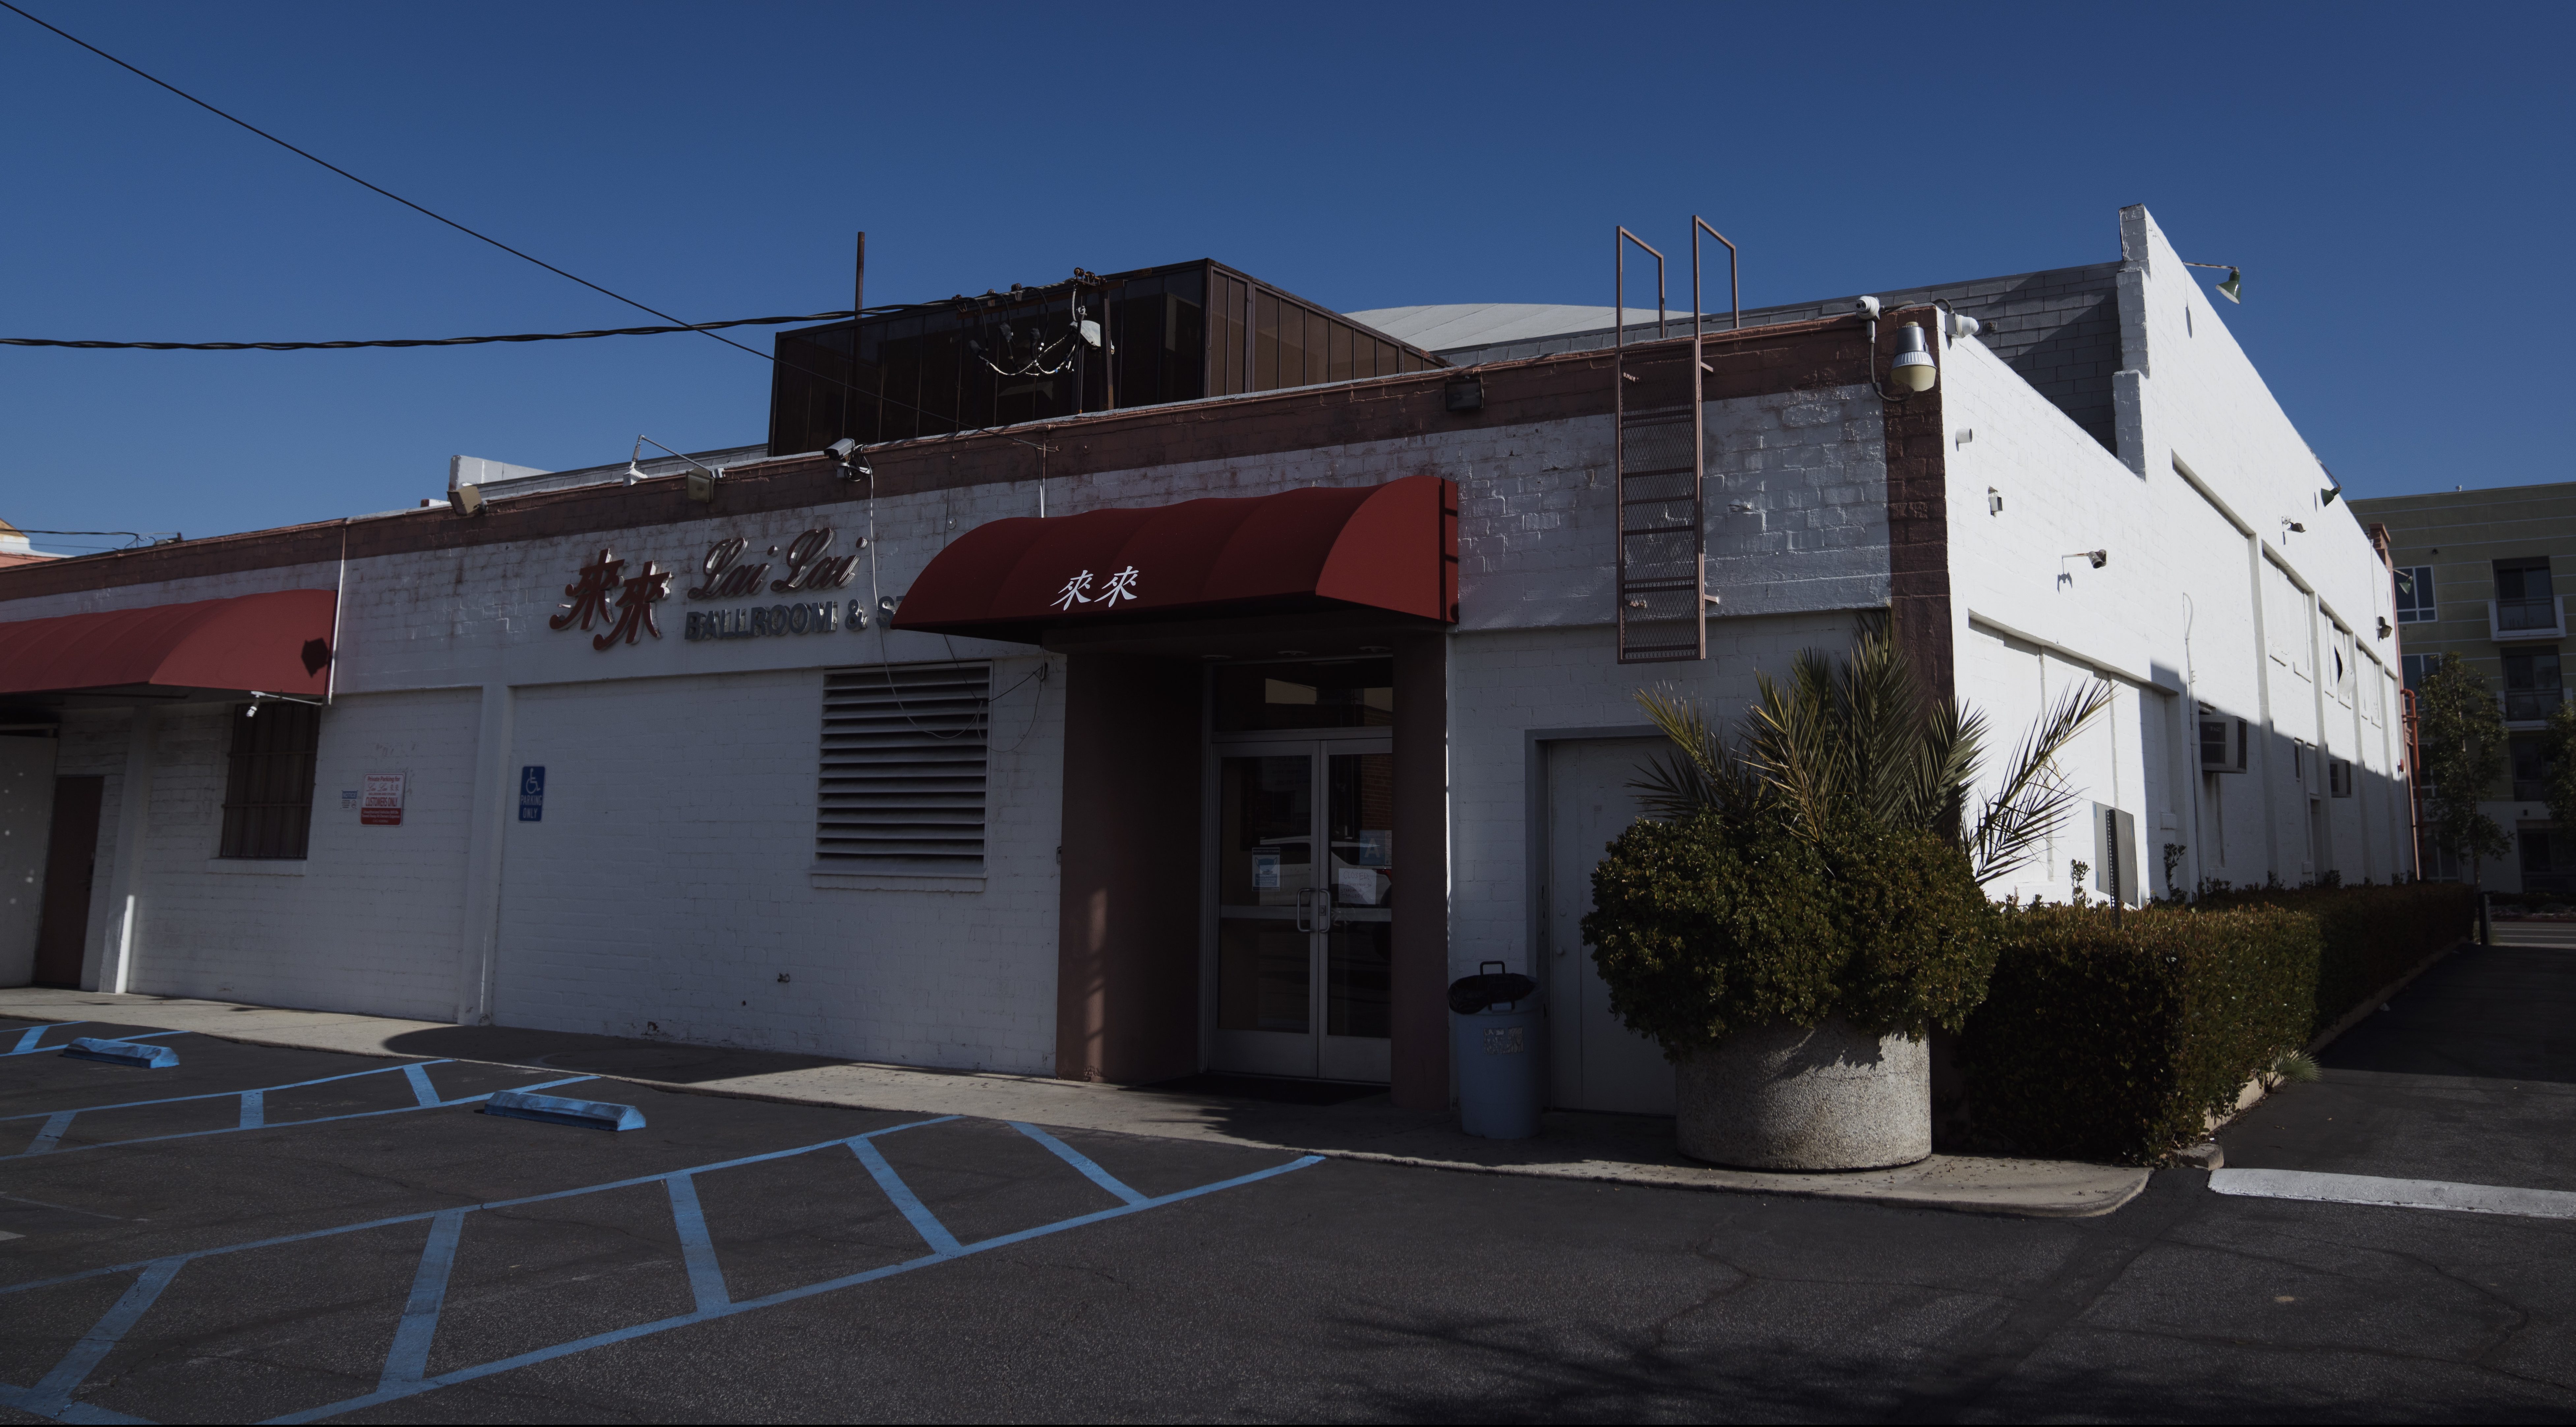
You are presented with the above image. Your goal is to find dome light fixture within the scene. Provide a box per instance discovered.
[2184,260,2243,303]
[1890,322,1937,393]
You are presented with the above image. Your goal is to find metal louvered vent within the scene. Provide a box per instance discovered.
[819,662,990,871]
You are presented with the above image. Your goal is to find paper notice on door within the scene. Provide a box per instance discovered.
[1251,852,1281,889]
[1337,866,1381,906]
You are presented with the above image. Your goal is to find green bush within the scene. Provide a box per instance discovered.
[2197,882,2476,1035]
[1957,904,2319,1164]
[1583,811,1998,1054]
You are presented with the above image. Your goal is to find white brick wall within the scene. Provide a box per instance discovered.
[0,204,2412,1071]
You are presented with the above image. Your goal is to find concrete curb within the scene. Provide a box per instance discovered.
[0,990,2149,1220]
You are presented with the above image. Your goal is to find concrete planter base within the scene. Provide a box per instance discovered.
[1675,1018,1931,1171]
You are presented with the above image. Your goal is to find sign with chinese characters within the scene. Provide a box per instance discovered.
[1051,565,1142,612]
[549,548,673,651]
[518,766,545,823]
[552,527,864,655]
[360,773,406,827]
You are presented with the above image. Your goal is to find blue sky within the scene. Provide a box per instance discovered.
[2,1,2566,551]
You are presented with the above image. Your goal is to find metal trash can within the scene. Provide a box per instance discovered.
[1449,961,1543,1139]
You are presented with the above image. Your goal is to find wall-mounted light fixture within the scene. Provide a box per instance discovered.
[629,435,725,504]
[1855,298,1937,397]
[449,483,485,516]
[1988,487,2004,515]
[2283,518,2306,535]
[1934,298,1981,344]
[2183,261,2242,303]
[2320,484,2343,507]
[827,437,872,483]
[2377,616,2393,640]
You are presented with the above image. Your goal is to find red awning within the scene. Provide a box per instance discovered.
[892,475,1457,645]
[0,590,338,697]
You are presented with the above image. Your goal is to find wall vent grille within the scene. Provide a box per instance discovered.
[818,662,990,871]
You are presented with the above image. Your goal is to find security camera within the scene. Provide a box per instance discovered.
[1946,310,1982,341]
[1853,295,1881,321]
[826,438,859,461]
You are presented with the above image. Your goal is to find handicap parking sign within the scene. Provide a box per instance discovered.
[519,765,545,822]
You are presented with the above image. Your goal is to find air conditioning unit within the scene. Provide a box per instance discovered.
[2329,759,2354,798]
[2199,716,2249,773]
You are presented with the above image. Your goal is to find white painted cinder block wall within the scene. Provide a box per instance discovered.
[4,203,2413,1069]
[1943,204,2410,900]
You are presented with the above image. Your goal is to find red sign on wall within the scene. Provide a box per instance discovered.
[361,773,406,827]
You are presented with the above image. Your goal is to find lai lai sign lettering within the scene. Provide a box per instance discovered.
[550,527,864,653]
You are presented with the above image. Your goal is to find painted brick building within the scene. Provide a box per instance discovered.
[0,205,2412,1115]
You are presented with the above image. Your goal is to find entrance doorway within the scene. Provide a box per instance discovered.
[34,776,103,988]
[1206,659,1396,1082]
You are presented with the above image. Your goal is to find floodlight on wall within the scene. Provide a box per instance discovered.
[1889,323,1937,393]
[827,437,871,483]
[629,435,724,503]
[2321,484,2343,507]
[450,483,485,516]
[1934,298,1980,343]
[2183,261,2242,303]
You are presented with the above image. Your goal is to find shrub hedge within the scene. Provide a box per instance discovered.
[1956,905,2320,1164]
[1583,811,1998,1054]
[2196,882,2479,1035]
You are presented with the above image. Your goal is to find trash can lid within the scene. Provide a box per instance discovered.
[1447,962,1537,1014]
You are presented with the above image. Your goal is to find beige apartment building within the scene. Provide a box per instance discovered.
[2354,479,2576,892]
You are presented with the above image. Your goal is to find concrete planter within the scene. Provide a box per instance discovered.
[1674,1017,1931,1171]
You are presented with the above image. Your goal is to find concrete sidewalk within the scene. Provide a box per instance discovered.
[0,986,2149,1218]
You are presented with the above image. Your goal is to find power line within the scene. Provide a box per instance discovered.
[2,310,863,352]
[0,0,783,368]
[0,2,1102,444]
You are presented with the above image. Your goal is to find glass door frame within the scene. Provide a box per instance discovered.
[1201,722,1395,1083]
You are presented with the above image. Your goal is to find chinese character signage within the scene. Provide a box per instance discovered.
[552,527,862,655]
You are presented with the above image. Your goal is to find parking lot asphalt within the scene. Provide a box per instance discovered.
[1,1012,2572,1423]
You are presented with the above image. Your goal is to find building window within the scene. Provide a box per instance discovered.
[2503,647,2563,723]
[2495,557,2557,633]
[2402,653,2437,691]
[2511,734,2550,802]
[219,701,319,860]
[817,662,990,872]
[2394,566,2435,624]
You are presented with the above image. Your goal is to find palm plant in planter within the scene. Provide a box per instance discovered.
[1583,626,2112,1170]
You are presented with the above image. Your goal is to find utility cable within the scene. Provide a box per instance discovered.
[0,0,772,363]
[3,310,861,351]
[1,3,1100,450]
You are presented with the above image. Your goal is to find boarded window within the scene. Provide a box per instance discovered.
[818,663,990,872]
[220,701,319,859]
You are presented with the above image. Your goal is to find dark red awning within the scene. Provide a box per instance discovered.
[0,590,338,697]
[892,476,1457,645]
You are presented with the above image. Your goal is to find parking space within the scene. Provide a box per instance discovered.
[0,1018,1318,1424]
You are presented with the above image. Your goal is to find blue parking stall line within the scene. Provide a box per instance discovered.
[25,1256,186,1418]
[0,1115,964,1302]
[847,1136,963,1256]
[7,1022,83,1054]
[239,1090,264,1130]
[400,1063,441,1108]
[2,1029,183,1060]
[25,1111,77,1155]
[377,1209,467,1391]
[0,1382,155,1424]
[0,1073,597,1164]
[0,1061,459,1124]
[664,1174,731,1314]
[260,1150,1328,1426]
[1009,1121,1150,1207]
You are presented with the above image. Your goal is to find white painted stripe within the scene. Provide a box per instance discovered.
[2211,1168,2576,1220]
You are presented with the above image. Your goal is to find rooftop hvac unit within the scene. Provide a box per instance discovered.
[2199,715,2249,773]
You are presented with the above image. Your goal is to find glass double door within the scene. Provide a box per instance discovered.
[1210,738,1395,1082]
